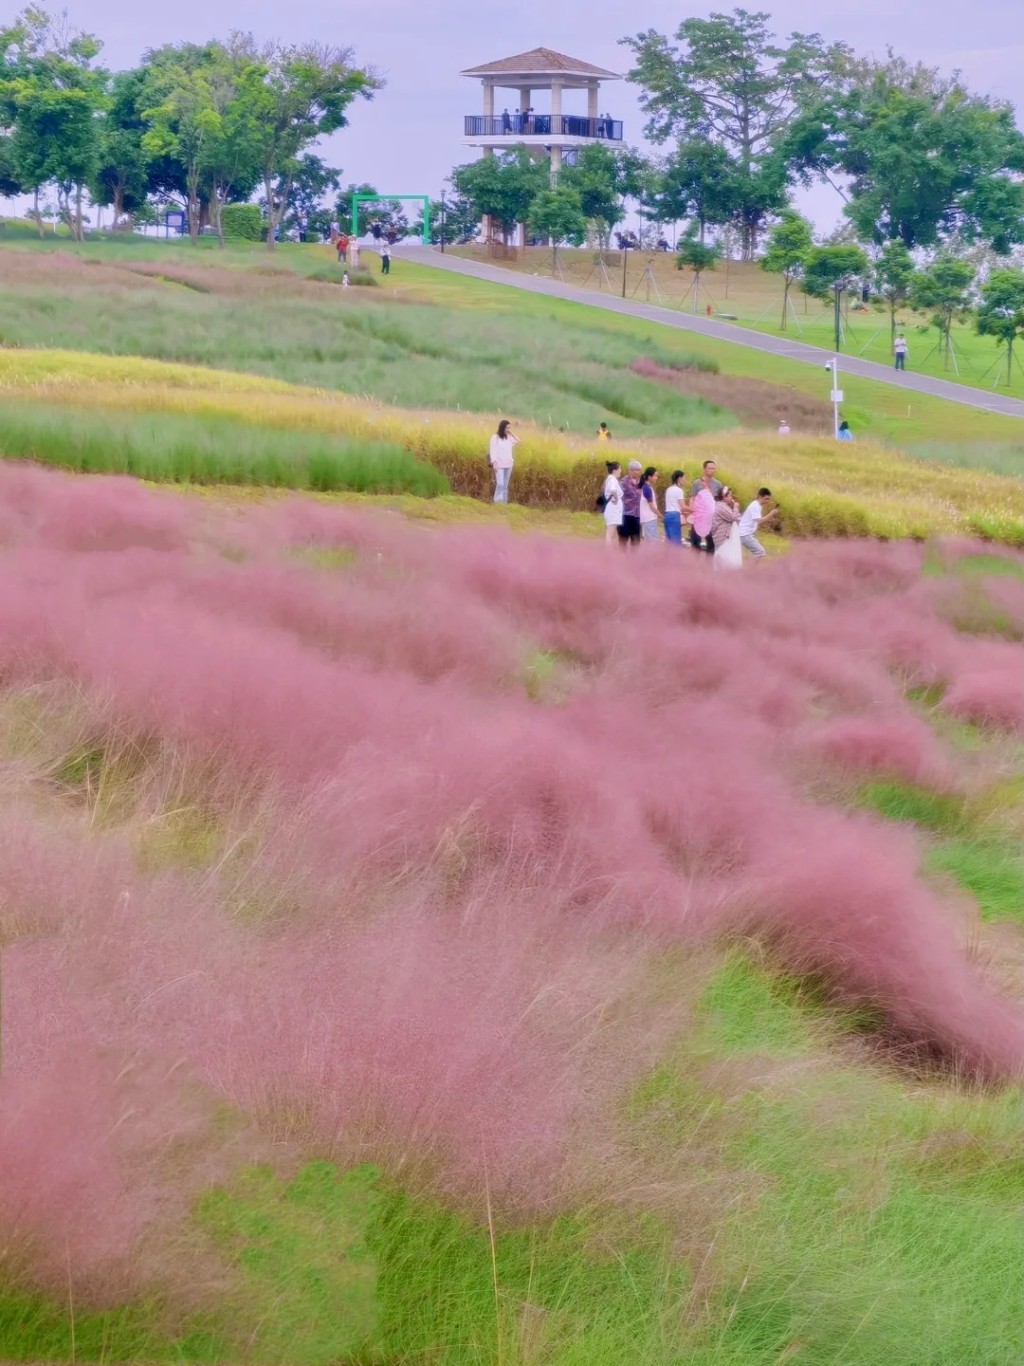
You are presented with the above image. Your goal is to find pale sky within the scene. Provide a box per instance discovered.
[24,1,1024,231]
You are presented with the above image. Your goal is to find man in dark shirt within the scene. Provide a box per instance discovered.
[617,460,643,548]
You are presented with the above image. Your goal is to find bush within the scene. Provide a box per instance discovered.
[221,204,263,242]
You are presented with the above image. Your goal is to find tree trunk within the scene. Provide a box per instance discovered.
[33,187,42,238]
[113,185,124,231]
[781,276,790,331]
[74,184,84,242]
[263,176,278,252]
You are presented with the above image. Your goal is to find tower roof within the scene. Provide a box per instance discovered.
[460,47,620,81]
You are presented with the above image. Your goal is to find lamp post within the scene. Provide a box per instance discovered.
[825,356,842,440]
[440,192,446,253]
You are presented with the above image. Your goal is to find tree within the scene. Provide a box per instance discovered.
[622,9,850,257]
[760,209,812,328]
[802,244,869,350]
[787,55,1024,252]
[911,255,975,369]
[91,68,152,227]
[559,144,648,247]
[676,234,721,312]
[452,148,549,244]
[141,45,222,241]
[420,187,477,246]
[976,269,1024,385]
[229,38,381,252]
[528,185,587,273]
[281,153,339,238]
[873,240,916,341]
[645,138,737,243]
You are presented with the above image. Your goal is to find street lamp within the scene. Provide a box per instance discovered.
[440,192,446,253]
[825,357,842,440]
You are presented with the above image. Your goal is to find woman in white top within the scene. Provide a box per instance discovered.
[488,419,520,503]
[663,469,691,547]
[602,461,623,546]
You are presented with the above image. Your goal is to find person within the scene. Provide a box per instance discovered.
[336,233,349,263]
[350,240,360,269]
[639,467,660,543]
[711,487,742,570]
[837,420,854,441]
[777,417,791,436]
[502,107,511,132]
[663,470,691,547]
[342,272,350,289]
[380,242,391,275]
[894,333,908,371]
[689,460,721,552]
[617,460,643,548]
[488,419,519,503]
[597,422,611,442]
[601,461,623,546]
[738,487,778,561]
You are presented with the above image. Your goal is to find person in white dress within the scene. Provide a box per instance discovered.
[488,419,520,503]
[602,461,623,546]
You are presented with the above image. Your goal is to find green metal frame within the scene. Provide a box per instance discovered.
[351,193,431,245]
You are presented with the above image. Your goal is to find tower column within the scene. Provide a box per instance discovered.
[519,87,531,120]
[588,81,599,121]
[550,78,562,131]
[482,79,494,118]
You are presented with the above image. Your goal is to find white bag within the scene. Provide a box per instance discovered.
[714,522,743,571]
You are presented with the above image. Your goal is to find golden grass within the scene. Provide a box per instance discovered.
[4,349,1024,544]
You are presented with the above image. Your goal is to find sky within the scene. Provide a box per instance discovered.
[24,0,1024,231]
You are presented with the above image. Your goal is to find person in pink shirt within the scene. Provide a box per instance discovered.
[691,483,715,553]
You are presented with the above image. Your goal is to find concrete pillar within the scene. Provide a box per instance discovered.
[550,145,563,182]
[482,79,494,118]
[588,82,599,121]
[519,88,531,123]
[550,79,562,131]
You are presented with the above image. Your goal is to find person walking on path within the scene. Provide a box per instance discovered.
[488,419,519,503]
[738,488,778,561]
[601,461,623,546]
[639,467,661,543]
[380,243,391,275]
[617,460,643,548]
[689,460,721,552]
[663,470,691,546]
[894,333,908,370]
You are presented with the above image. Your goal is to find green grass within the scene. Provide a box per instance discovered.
[857,780,966,834]
[0,399,449,495]
[928,842,1024,923]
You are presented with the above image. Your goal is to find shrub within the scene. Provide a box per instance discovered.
[221,204,263,242]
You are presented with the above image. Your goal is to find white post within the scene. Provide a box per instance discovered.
[550,79,562,133]
[519,87,531,124]
[482,79,494,119]
[588,82,599,121]
[828,357,842,439]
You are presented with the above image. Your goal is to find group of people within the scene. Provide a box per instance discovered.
[601,458,777,567]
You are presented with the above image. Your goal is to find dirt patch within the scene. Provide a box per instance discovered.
[632,357,834,435]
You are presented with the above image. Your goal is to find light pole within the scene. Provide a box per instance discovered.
[440,193,446,253]
[825,357,842,440]
[621,240,629,298]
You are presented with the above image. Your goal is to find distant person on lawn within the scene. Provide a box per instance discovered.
[350,240,360,269]
[597,422,611,441]
[488,419,519,503]
[602,461,623,546]
[739,488,778,561]
[777,417,791,435]
[336,233,349,263]
[618,460,643,548]
[837,420,854,441]
[894,333,908,370]
[380,242,391,275]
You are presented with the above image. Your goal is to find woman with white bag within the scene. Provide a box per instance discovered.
[711,487,743,571]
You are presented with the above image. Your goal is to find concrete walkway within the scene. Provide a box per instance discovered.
[396,246,1024,423]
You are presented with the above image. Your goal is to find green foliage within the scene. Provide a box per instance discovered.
[559,143,647,243]
[873,239,917,335]
[976,267,1024,384]
[622,9,849,254]
[928,842,1024,923]
[858,781,966,834]
[787,55,1024,251]
[221,202,262,240]
[528,185,587,267]
[912,254,975,366]
[675,235,720,275]
[802,244,869,301]
[452,147,549,239]
[760,209,813,327]
[698,954,815,1054]
[647,137,738,240]
[0,400,449,495]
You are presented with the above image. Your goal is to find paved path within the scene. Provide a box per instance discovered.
[396,246,1024,423]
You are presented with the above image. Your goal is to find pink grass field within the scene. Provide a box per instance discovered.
[0,465,1023,1295]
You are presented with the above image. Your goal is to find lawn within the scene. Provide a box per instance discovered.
[4,470,1024,1363]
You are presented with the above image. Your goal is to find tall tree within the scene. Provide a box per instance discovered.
[802,244,869,350]
[873,240,917,341]
[229,37,381,252]
[141,43,225,241]
[645,138,737,243]
[622,9,850,257]
[676,234,721,312]
[559,144,647,247]
[760,209,813,328]
[280,153,339,239]
[91,67,152,227]
[976,268,1024,385]
[911,255,975,368]
[787,55,1024,251]
[528,185,587,274]
[452,149,549,244]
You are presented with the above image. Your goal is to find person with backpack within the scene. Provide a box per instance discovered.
[600,461,623,546]
[488,419,519,503]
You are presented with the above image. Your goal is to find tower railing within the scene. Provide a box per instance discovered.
[464,114,623,140]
